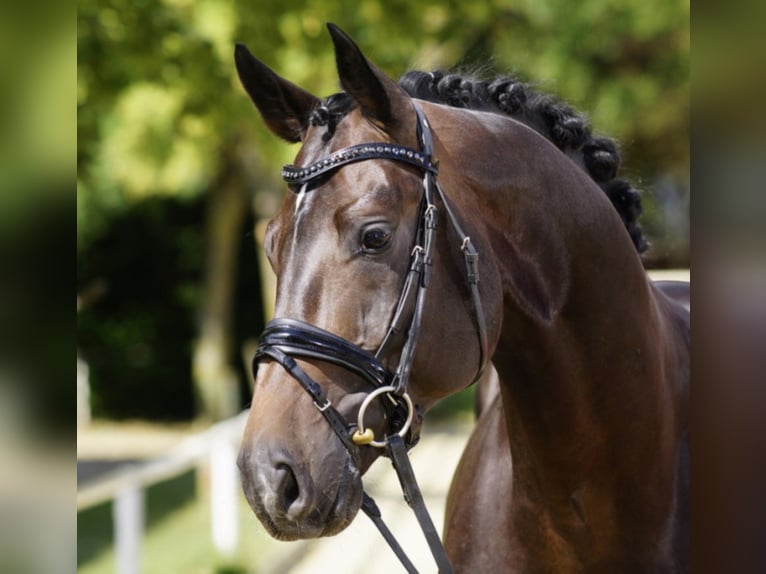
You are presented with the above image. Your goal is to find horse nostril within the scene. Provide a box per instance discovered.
[276,462,301,512]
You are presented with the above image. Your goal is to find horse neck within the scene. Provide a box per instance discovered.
[436,107,684,551]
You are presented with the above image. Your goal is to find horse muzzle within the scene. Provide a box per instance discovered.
[238,442,363,540]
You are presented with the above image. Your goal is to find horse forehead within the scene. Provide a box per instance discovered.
[289,164,405,239]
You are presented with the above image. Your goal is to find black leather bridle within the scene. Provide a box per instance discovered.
[252,103,488,573]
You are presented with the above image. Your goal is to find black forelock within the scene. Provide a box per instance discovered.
[309,92,356,143]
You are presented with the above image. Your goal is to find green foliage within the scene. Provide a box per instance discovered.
[78,0,689,217]
[78,0,237,245]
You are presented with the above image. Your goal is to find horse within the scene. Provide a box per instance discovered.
[234,23,689,573]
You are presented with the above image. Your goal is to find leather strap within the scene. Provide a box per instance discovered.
[257,318,392,388]
[361,493,419,574]
[387,435,455,574]
[282,142,436,185]
[433,179,490,383]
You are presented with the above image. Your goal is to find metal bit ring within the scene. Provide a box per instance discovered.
[352,385,414,448]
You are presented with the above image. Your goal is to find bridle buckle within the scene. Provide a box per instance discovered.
[313,398,332,412]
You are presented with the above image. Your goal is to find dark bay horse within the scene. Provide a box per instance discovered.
[234,24,689,573]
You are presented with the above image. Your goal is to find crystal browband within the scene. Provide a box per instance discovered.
[281,142,438,186]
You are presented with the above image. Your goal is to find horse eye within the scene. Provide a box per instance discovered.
[361,227,392,252]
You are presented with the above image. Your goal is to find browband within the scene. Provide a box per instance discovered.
[281,142,437,186]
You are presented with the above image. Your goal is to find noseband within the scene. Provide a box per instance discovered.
[252,103,488,573]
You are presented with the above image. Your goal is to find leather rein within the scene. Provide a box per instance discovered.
[252,103,488,573]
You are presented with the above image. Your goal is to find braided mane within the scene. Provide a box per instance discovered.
[309,70,648,253]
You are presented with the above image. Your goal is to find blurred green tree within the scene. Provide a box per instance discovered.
[77,0,688,421]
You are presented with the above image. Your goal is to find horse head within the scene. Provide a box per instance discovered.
[234,24,494,540]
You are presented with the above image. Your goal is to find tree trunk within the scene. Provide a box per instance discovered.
[193,164,249,422]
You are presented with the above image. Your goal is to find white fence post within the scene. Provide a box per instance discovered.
[210,433,239,557]
[113,482,144,574]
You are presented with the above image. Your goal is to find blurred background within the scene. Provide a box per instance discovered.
[74,0,688,572]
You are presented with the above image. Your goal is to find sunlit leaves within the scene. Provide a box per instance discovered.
[78,0,688,236]
[96,83,215,198]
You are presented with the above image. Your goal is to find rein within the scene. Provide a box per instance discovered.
[252,103,488,573]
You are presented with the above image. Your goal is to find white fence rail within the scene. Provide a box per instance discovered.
[77,411,249,574]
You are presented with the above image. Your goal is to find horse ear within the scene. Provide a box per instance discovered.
[234,43,320,143]
[326,23,413,128]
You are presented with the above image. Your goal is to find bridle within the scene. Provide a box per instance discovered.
[252,102,488,573]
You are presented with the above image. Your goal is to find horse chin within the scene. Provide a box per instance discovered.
[253,458,363,541]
